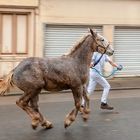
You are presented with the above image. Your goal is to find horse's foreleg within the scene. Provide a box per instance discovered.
[83,86,90,111]
[64,87,82,128]
[81,86,90,121]
[30,95,53,129]
[64,107,78,128]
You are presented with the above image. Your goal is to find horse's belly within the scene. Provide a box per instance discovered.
[44,80,69,91]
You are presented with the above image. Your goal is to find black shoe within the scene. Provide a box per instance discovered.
[100,103,114,110]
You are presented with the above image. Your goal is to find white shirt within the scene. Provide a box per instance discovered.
[90,52,111,73]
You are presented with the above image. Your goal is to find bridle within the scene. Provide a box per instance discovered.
[93,36,110,54]
[89,28,110,54]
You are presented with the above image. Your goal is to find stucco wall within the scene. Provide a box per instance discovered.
[40,0,140,25]
[0,3,37,77]
[0,0,38,7]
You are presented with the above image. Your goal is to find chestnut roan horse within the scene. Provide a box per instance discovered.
[0,29,114,130]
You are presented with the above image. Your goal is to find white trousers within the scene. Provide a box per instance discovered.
[82,70,110,105]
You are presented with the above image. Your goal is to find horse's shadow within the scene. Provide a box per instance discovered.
[99,110,120,115]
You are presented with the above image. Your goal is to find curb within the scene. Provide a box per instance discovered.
[3,87,140,96]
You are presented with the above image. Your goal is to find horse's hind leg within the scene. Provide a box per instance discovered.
[30,95,53,129]
[16,89,42,129]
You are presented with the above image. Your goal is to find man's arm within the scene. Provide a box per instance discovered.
[108,60,118,67]
[108,60,122,70]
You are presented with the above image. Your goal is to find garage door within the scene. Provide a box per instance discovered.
[114,27,140,77]
[44,25,102,57]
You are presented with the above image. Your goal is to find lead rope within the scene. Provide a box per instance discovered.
[91,65,123,78]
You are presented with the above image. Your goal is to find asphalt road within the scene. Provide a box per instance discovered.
[0,89,140,140]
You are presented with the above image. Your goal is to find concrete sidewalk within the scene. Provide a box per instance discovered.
[108,77,140,90]
[4,77,140,96]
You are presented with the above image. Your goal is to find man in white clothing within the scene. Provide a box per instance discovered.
[82,51,122,110]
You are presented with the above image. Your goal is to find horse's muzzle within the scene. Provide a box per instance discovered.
[106,49,114,56]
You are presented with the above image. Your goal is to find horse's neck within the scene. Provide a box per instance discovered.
[70,37,94,66]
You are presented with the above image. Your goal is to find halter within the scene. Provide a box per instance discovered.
[89,28,110,54]
[92,36,110,66]
[93,37,110,54]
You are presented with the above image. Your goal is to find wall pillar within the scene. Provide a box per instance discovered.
[103,25,115,78]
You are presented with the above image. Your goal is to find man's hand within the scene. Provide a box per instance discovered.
[117,64,123,70]
[90,62,94,68]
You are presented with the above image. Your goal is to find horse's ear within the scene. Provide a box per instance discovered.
[88,28,97,37]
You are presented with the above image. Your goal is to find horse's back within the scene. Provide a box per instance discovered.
[12,57,46,91]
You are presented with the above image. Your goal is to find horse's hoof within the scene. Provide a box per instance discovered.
[84,108,91,114]
[44,124,53,129]
[31,121,39,130]
[41,121,53,129]
[83,117,88,122]
[31,119,40,130]
[82,114,89,122]
[31,124,38,130]
[64,123,70,129]
[64,119,71,129]
[79,106,84,113]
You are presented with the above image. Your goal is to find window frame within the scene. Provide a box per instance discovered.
[0,13,29,55]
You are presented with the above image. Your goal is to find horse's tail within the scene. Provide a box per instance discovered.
[0,70,14,96]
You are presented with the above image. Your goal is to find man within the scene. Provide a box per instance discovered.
[82,51,122,110]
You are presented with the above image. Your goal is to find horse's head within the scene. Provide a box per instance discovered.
[89,28,114,56]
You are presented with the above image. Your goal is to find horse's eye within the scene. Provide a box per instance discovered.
[101,39,104,41]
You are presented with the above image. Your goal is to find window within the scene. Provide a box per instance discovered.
[0,13,29,54]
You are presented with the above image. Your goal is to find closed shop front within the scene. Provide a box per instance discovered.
[114,27,140,77]
[44,25,102,57]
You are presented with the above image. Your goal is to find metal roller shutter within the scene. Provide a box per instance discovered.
[114,27,140,77]
[44,25,102,57]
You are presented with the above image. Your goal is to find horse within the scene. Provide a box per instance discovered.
[0,28,114,130]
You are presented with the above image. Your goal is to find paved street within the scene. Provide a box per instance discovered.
[0,89,140,140]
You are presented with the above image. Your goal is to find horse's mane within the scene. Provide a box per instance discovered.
[64,34,91,56]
